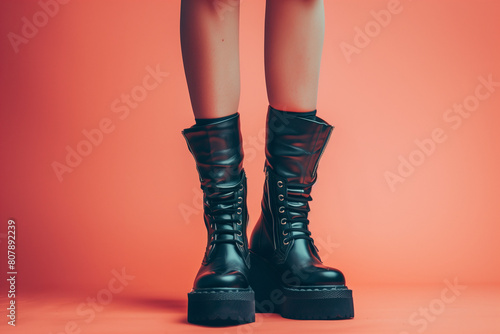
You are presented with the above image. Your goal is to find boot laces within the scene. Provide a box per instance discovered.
[204,183,244,247]
[282,184,314,244]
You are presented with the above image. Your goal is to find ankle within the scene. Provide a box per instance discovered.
[268,105,317,120]
[195,112,239,126]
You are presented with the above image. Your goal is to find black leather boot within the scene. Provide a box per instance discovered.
[249,106,354,320]
[182,113,255,325]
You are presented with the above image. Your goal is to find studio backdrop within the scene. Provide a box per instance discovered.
[1,0,499,332]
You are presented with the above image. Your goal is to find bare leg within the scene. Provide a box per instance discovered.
[180,0,241,119]
[265,0,325,112]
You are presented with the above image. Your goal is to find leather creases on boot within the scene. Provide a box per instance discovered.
[249,106,354,320]
[183,113,255,325]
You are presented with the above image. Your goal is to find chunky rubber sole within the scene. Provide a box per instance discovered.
[249,251,354,320]
[187,288,255,325]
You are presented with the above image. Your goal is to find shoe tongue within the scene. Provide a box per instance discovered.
[214,217,235,242]
[294,237,313,250]
[287,239,317,267]
[286,186,316,261]
[206,190,237,242]
[210,217,240,261]
[287,187,311,238]
[210,242,240,265]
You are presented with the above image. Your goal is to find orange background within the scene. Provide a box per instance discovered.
[1,0,500,319]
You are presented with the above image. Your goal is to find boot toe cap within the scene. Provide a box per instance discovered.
[290,266,346,287]
[194,271,250,289]
[306,268,346,286]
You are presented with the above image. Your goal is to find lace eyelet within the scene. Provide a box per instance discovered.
[237,196,243,204]
[282,231,288,236]
[279,206,285,213]
[237,207,242,214]
[239,184,244,191]
[237,231,242,236]
[237,220,243,225]
[278,194,284,201]
[280,218,286,225]
[277,181,283,188]
[283,240,289,245]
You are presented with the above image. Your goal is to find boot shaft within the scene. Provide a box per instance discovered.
[265,106,333,184]
[251,107,334,263]
[182,113,244,189]
[182,113,249,266]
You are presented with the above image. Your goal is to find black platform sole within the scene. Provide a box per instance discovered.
[249,251,354,320]
[187,288,255,325]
